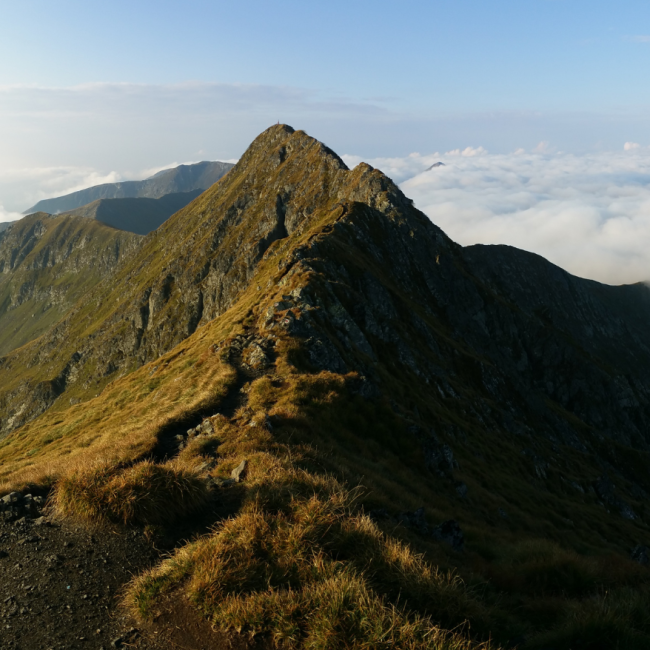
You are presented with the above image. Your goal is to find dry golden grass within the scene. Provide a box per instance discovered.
[209,571,493,650]
[0,329,238,494]
[3,165,650,648]
[53,459,212,526]
[126,436,494,649]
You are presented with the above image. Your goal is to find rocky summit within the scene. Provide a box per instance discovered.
[2,125,650,649]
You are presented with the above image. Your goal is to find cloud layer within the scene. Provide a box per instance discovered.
[345,148,650,285]
[6,81,650,212]
[2,82,650,286]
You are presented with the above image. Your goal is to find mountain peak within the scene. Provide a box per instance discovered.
[4,125,650,648]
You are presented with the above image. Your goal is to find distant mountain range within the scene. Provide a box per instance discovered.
[60,190,203,235]
[0,221,15,233]
[25,160,234,215]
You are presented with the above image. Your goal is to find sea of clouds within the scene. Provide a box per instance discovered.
[1,81,650,286]
[344,146,650,285]
[0,167,126,223]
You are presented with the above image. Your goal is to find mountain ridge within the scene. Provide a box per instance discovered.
[59,189,204,235]
[2,124,650,648]
[25,160,234,214]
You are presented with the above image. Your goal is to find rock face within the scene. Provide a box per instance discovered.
[25,161,234,214]
[0,213,141,357]
[3,124,650,525]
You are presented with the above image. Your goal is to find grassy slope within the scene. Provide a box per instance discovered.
[0,213,141,356]
[2,126,650,647]
[0,126,412,436]
[1,198,650,647]
[0,221,494,649]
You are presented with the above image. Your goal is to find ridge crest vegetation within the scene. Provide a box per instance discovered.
[2,125,650,648]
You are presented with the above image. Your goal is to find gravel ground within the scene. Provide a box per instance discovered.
[0,489,262,650]
[0,509,165,649]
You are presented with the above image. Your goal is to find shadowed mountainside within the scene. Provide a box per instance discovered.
[60,189,204,235]
[25,160,234,214]
[3,125,650,648]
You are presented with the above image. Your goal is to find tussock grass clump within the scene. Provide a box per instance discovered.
[53,460,211,526]
[213,570,489,650]
[127,466,494,649]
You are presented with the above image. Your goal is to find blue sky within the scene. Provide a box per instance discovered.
[3,1,650,284]
[2,0,650,166]
[3,1,650,113]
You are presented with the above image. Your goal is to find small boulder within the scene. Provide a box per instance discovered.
[1,492,22,507]
[231,460,247,483]
[455,482,468,498]
[631,545,649,566]
[432,519,464,551]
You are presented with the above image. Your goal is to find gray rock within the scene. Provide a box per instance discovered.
[455,482,468,498]
[432,519,464,551]
[231,460,247,483]
[593,475,637,520]
[424,440,458,476]
[631,545,649,566]
[1,492,22,507]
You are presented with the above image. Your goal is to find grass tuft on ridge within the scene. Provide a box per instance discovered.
[53,459,212,526]
[126,448,494,649]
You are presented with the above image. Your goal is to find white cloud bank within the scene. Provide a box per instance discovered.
[345,147,650,285]
[3,81,650,285]
[0,166,128,219]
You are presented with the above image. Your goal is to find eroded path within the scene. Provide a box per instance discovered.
[0,510,161,649]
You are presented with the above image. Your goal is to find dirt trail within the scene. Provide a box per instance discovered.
[150,329,265,462]
[0,330,276,648]
[0,511,161,649]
